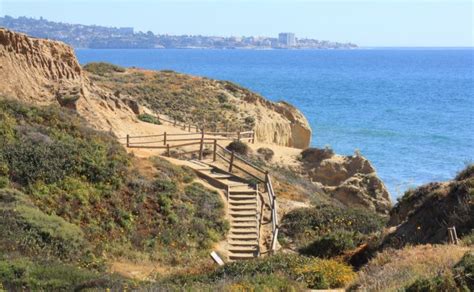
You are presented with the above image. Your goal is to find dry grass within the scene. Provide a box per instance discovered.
[354,244,472,291]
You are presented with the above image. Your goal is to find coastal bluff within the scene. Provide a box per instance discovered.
[0,27,390,215]
[0,27,311,149]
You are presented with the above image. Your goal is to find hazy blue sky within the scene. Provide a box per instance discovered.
[1,0,473,46]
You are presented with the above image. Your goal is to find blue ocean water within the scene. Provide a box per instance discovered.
[76,48,474,199]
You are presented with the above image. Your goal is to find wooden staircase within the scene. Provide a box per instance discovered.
[189,159,260,261]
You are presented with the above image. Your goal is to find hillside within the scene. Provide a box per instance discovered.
[1,27,471,291]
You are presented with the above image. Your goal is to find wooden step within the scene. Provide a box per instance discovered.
[229,199,257,205]
[230,211,257,217]
[232,222,257,228]
[229,246,258,252]
[230,228,257,234]
[210,174,233,179]
[228,195,257,200]
[229,205,256,211]
[231,217,257,223]
[229,239,258,246]
[229,253,257,260]
[189,160,210,168]
[230,234,258,240]
[229,189,257,194]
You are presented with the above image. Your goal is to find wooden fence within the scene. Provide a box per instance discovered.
[125,129,278,253]
[148,114,253,135]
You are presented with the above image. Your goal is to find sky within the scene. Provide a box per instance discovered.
[0,0,473,47]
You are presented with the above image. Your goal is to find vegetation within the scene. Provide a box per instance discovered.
[354,244,470,291]
[155,254,355,290]
[83,62,126,76]
[405,251,473,291]
[137,113,161,125]
[83,63,261,131]
[0,99,228,289]
[300,147,334,165]
[456,163,474,181]
[226,140,250,156]
[0,258,131,291]
[280,205,386,258]
[256,147,274,161]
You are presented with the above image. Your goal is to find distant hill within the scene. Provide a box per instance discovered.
[0,15,357,49]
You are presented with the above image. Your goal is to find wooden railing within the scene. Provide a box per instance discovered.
[146,114,253,135]
[125,129,278,253]
[126,129,254,149]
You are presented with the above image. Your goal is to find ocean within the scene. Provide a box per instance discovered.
[76,48,474,199]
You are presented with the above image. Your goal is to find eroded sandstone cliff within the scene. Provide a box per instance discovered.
[0,28,140,133]
[300,148,392,214]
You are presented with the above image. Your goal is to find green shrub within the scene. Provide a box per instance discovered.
[244,116,255,127]
[456,164,474,181]
[0,188,87,261]
[299,230,360,258]
[453,252,474,290]
[281,205,385,248]
[217,93,229,103]
[461,231,474,246]
[83,62,126,76]
[0,258,128,291]
[406,274,459,292]
[0,177,8,189]
[257,147,274,161]
[226,140,250,156]
[137,113,161,125]
[160,254,354,289]
[301,147,334,164]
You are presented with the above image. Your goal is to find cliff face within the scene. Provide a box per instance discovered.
[300,148,392,214]
[0,28,82,102]
[0,28,144,132]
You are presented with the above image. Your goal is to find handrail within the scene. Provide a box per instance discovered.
[265,173,278,253]
[125,127,277,255]
[216,144,267,175]
[128,140,163,145]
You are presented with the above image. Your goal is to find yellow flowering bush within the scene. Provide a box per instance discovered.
[293,258,356,289]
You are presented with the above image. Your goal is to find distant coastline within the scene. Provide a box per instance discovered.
[0,15,357,50]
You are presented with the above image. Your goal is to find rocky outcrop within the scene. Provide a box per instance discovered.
[0,28,82,102]
[300,148,392,214]
[244,100,311,149]
[0,28,139,133]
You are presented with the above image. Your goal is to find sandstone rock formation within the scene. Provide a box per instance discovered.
[300,148,392,214]
[0,28,138,133]
[227,86,312,149]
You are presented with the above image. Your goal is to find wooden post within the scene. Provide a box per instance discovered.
[213,139,217,161]
[252,131,255,144]
[188,124,191,132]
[199,129,205,160]
[448,226,459,244]
[237,131,241,141]
[166,144,170,157]
[196,125,199,133]
[229,151,235,172]
[126,134,130,147]
[452,226,459,244]
[163,132,167,145]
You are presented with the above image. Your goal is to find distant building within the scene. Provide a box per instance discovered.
[278,32,296,47]
[118,27,134,35]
